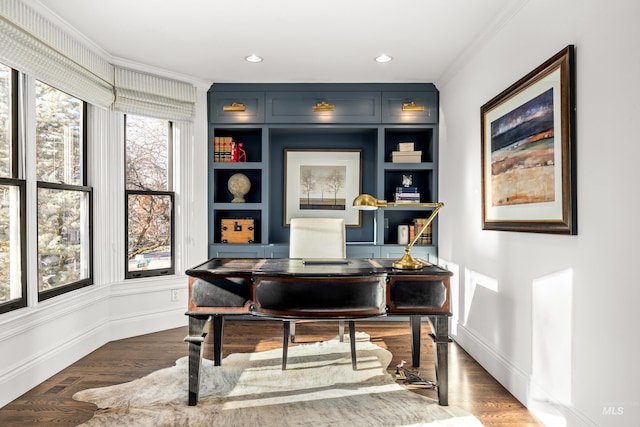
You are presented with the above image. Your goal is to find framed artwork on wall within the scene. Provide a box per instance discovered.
[481,45,577,234]
[284,149,362,226]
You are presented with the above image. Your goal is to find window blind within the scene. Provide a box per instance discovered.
[114,67,197,121]
[0,0,114,107]
[0,0,196,119]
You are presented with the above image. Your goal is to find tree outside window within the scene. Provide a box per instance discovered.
[0,63,13,176]
[35,81,92,299]
[125,115,174,278]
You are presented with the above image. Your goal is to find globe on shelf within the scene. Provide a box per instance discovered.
[228,173,251,203]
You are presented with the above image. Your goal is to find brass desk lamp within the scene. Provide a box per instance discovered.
[353,194,444,270]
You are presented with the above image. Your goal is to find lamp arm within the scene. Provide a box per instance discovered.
[405,202,444,251]
[352,195,444,270]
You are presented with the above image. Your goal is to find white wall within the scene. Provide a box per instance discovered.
[438,1,640,426]
[0,86,210,408]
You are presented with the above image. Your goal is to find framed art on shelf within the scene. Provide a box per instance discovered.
[481,45,577,234]
[284,149,362,226]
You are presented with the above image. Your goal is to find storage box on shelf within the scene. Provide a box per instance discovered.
[391,150,422,163]
[213,209,262,244]
[220,218,255,244]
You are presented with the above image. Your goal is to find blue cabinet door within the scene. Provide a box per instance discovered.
[381,91,438,124]
[266,91,381,124]
[210,92,265,124]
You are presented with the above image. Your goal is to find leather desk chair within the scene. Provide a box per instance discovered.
[288,218,347,343]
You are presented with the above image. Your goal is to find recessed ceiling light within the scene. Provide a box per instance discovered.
[245,54,263,63]
[375,54,393,63]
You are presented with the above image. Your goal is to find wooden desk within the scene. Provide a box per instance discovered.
[185,258,453,406]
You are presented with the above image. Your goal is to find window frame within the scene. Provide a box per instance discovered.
[124,189,175,279]
[0,178,27,313]
[3,67,19,177]
[35,87,93,302]
[124,115,176,279]
[0,67,27,314]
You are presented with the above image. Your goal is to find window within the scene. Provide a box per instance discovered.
[0,63,26,314]
[125,115,174,278]
[36,81,92,300]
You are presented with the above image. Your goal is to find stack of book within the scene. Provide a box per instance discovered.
[394,186,420,203]
[410,217,432,245]
[391,142,422,163]
[213,136,234,162]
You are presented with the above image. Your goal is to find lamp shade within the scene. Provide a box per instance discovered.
[352,194,387,210]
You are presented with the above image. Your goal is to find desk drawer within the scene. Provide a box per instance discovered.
[387,276,450,314]
[254,275,386,317]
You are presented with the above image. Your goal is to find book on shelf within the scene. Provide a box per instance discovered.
[213,137,220,162]
[391,150,422,163]
[394,193,421,203]
[214,136,234,162]
[394,184,420,203]
[396,186,419,194]
[412,217,432,245]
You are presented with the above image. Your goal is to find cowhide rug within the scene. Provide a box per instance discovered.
[73,332,483,426]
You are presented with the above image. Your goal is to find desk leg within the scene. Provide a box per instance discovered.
[211,315,225,366]
[410,315,422,367]
[428,315,452,406]
[185,315,209,406]
[282,320,290,370]
[349,321,357,370]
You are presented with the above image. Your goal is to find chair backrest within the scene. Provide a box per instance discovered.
[289,218,346,258]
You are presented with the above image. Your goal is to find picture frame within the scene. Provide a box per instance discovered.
[284,148,362,226]
[481,45,576,234]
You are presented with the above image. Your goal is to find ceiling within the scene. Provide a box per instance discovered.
[33,0,523,87]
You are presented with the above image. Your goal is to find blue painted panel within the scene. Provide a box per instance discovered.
[346,245,381,258]
[266,92,381,124]
[381,245,437,264]
[264,244,289,258]
[382,91,438,124]
[267,128,378,244]
[209,244,264,258]
[210,91,265,124]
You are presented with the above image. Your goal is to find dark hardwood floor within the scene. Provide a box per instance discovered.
[0,320,542,426]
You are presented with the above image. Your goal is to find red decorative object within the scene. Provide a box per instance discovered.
[231,141,246,163]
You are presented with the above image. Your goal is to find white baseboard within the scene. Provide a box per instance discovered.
[0,280,189,409]
[0,318,108,408]
[453,323,531,404]
[108,307,187,341]
[453,323,597,427]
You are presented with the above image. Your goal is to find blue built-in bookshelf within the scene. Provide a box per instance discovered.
[208,83,440,262]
